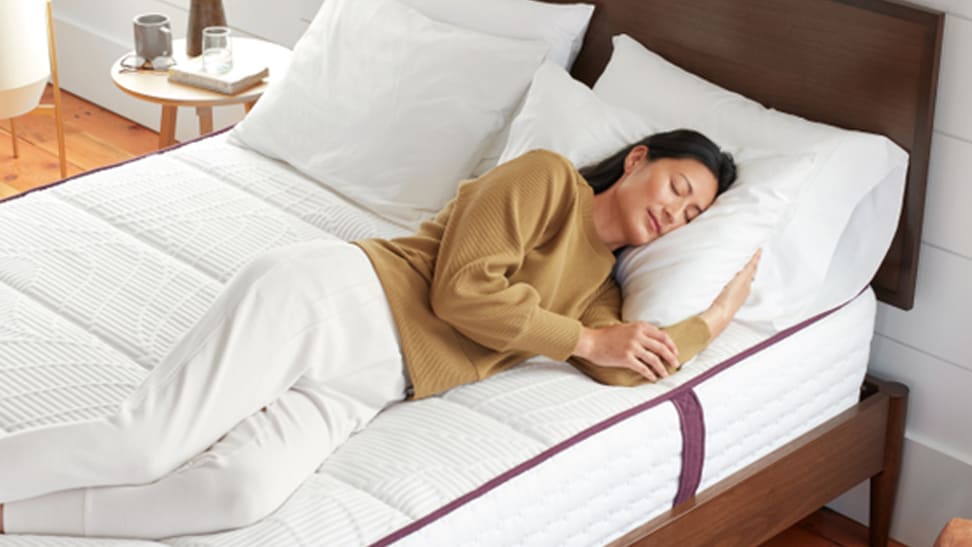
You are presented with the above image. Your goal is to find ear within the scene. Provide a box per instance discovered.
[623,145,649,173]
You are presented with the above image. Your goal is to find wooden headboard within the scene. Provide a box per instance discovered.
[543,0,944,310]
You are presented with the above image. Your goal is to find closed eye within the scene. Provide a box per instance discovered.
[670,178,681,196]
[686,206,702,223]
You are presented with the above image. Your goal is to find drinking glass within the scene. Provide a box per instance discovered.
[202,26,232,74]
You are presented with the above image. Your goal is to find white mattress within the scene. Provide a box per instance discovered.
[0,132,874,546]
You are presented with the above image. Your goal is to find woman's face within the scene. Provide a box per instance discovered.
[612,145,719,247]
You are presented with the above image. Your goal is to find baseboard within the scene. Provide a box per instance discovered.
[828,434,972,546]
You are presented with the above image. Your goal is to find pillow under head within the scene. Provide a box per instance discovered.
[499,61,815,326]
[594,35,908,327]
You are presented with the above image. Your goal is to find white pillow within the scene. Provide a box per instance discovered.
[407,0,593,180]
[594,34,908,327]
[498,62,652,167]
[399,0,594,69]
[498,62,815,326]
[230,0,548,227]
[617,152,814,326]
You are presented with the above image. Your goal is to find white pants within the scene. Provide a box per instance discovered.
[0,240,408,538]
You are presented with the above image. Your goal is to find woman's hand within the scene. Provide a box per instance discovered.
[573,322,680,381]
[700,249,761,339]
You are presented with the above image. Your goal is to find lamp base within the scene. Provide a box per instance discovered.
[0,78,47,119]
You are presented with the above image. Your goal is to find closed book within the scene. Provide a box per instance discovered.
[168,57,269,95]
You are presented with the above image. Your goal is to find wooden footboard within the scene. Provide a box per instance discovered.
[612,374,908,546]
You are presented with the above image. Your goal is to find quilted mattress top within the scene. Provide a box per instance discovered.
[0,132,873,546]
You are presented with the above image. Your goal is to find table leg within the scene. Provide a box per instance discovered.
[9,118,18,158]
[159,105,177,148]
[196,106,214,136]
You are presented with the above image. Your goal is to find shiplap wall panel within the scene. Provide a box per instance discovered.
[870,334,972,463]
[916,0,972,25]
[56,0,191,48]
[222,0,311,48]
[159,0,191,11]
[933,15,972,138]
[158,0,313,46]
[922,133,972,259]
[874,245,971,372]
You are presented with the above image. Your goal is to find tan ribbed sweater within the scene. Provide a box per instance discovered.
[354,150,710,399]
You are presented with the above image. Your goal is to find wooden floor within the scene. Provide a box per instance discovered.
[0,86,157,199]
[0,87,908,547]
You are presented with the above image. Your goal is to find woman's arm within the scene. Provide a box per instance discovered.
[428,150,585,360]
[698,249,761,339]
[571,250,761,386]
[568,278,706,385]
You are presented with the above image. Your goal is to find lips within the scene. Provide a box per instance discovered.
[647,210,660,233]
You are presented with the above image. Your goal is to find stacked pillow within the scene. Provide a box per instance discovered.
[231,0,593,229]
[593,35,909,328]
[397,0,594,178]
[398,0,593,69]
[498,62,815,326]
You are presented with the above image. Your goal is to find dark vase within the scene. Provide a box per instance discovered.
[187,0,227,57]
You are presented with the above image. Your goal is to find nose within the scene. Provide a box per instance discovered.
[660,205,676,231]
[661,202,687,232]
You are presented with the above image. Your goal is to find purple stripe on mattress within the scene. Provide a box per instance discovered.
[672,389,705,506]
[0,125,235,206]
[371,290,866,546]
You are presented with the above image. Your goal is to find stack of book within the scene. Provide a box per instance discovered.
[168,58,269,95]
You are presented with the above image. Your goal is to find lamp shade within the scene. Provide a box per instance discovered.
[0,0,52,119]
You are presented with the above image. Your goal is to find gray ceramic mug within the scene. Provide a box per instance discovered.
[126,13,174,69]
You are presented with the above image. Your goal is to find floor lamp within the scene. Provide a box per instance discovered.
[0,0,67,178]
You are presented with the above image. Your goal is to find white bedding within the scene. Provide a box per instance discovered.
[0,132,872,546]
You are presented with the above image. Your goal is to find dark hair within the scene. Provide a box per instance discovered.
[579,129,736,195]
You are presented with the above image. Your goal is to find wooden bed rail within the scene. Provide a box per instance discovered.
[613,375,909,546]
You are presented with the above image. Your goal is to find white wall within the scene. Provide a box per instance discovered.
[827,2,972,545]
[49,0,971,544]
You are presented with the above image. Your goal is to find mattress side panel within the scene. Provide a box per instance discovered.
[694,289,875,492]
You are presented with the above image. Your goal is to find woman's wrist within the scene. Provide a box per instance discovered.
[699,303,728,340]
[573,327,594,360]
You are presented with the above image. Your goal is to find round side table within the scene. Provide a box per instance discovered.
[111,37,290,148]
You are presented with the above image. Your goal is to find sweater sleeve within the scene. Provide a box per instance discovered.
[569,280,713,386]
[428,150,583,361]
[578,278,624,329]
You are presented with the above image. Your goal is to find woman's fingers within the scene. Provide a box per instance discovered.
[741,248,761,281]
[634,346,669,379]
[638,322,678,358]
[725,249,761,292]
[714,248,762,314]
[639,336,678,371]
[580,322,687,382]
[628,357,658,382]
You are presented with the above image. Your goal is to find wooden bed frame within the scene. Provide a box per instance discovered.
[536,0,943,544]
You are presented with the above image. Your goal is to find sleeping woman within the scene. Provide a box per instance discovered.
[0,129,759,538]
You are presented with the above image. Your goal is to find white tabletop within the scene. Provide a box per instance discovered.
[111,37,291,107]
